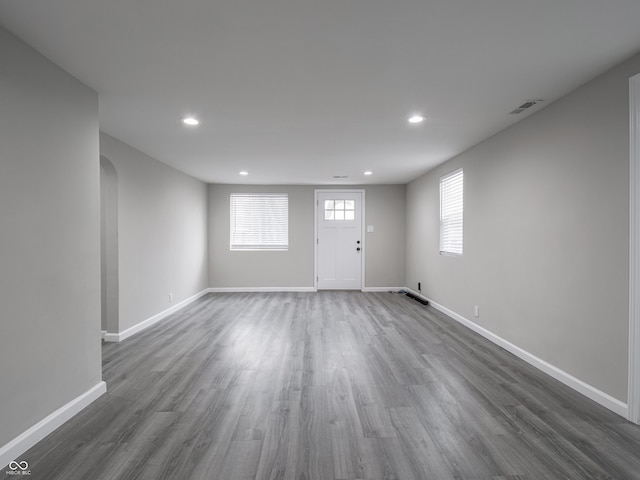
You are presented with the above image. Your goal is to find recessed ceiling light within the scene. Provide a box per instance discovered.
[407,114,425,124]
[239,171,249,176]
[182,117,200,126]
[364,171,373,176]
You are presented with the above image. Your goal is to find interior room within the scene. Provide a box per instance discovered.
[3,1,640,478]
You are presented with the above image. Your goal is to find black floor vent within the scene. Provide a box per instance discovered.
[405,292,429,306]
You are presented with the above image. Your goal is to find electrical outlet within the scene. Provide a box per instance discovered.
[474,305,479,318]
[169,293,173,303]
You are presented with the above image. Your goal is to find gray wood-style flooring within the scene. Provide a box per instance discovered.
[10,292,640,479]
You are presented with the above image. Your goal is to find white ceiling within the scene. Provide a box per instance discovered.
[2,0,640,185]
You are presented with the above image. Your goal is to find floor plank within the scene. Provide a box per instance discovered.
[7,291,640,479]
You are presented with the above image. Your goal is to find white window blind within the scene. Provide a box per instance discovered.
[440,168,463,255]
[230,194,288,251]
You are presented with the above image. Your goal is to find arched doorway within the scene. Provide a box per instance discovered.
[100,155,119,338]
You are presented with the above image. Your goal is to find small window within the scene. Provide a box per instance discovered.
[324,199,355,221]
[440,168,463,255]
[230,194,288,251]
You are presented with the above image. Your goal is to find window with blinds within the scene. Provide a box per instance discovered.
[440,168,463,255]
[230,193,288,251]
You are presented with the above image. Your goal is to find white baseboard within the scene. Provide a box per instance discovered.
[405,288,629,418]
[0,381,107,469]
[209,287,403,293]
[104,289,210,343]
[362,287,405,292]
[208,287,317,293]
[208,287,404,294]
[103,332,120,342]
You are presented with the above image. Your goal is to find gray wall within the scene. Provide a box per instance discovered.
[100,134,209,334]
[359,185,406,288]
[0,27,102,445]
[208,184,405,289]
[407,52,640,402]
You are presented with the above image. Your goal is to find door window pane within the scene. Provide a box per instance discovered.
[324,198,356,221]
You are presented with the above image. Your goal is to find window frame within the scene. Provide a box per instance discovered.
[439,168,464,256]
[229,193,289,251]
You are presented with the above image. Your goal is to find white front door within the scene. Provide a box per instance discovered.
[316,191,363,290]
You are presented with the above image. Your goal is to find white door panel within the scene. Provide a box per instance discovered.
[317,191,362,290]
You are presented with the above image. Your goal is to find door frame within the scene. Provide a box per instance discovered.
[628,73,640,423]
[314,189,366,291]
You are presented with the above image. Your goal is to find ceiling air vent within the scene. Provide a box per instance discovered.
[333,175,349,179]
[510,99,543,114]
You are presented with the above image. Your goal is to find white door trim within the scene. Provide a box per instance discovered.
[314,189,366,290]
[628,73,640,423]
